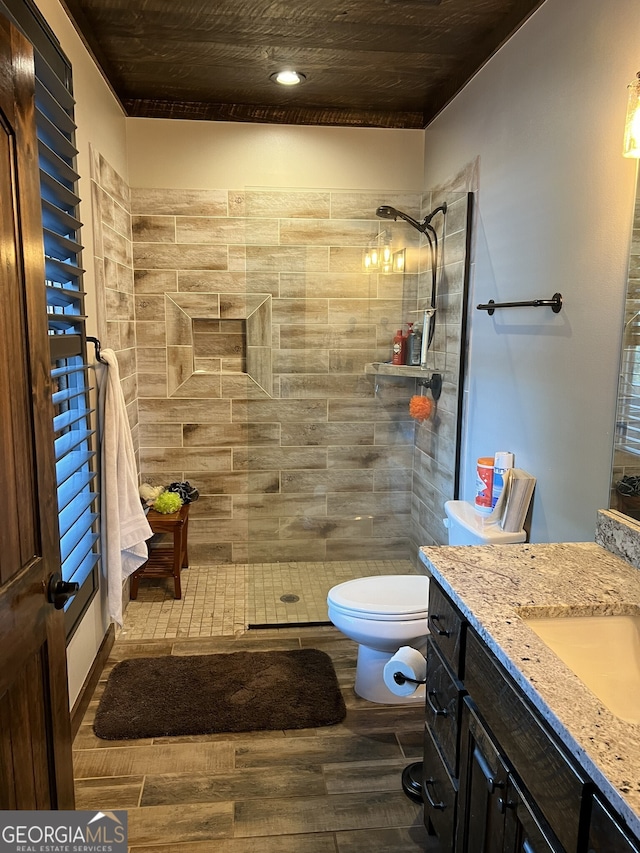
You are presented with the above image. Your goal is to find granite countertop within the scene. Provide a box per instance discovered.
[419,511,640,837]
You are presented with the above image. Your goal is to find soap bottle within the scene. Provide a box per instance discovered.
[406,323,422,366]
[392,329,405,365]
[492,451,514,508]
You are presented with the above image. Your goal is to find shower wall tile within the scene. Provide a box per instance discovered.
[232,494,327,518]
[280,374,372,399]
[138,423,182,446]
[280,470,374,494]
[374,470,413,492]
[129,185,441,563]
[328,350,379,373]
[138,399,231,423]
[90,147,138,453]
[191,471,280,495]
[176,217,279,245]
[135,294,165,321]
[279,325,377,350]
[137,347,167,372]
[134,243,228,270]
[273,350,331,374]
[137,374,167,397]
[132,215,176,243]
[327,446,413,470]
[279,219,378,245]
[135,321,167,347]
[232,399,328,423]
[239,190,331,219]
[232,447,327,471]
[374,421,416,446]
[93,170,470,566]
[131,188,228,216]
[189,495,233,517]
[325,539,411,560]
[245,246,328,273]
[135,269,178,294]
[279,515,373,540]
[327,492,411,516]
[140,447,232,472]
[182,423,281,447]
[280,423,374,447]
[272,299,329,325]
[177,271,249,293]
[279,273,371,299]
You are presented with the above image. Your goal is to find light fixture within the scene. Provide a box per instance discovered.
[623,72,640,158]
[392,249,406,273]
[270,70,307,86]
[363,231,406,274]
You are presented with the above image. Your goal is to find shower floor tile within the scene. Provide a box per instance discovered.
[119,559,417,640]
[247,559,417,627]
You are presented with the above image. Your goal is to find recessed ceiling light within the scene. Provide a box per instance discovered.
[270,70,307,86]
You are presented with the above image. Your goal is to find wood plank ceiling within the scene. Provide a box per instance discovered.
[61,0,547,128]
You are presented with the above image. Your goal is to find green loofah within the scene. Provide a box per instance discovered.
[153,490,183,514]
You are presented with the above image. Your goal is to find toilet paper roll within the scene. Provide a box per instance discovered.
[383,646,427,697]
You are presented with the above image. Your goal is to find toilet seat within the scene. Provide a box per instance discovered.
[327,575,429,621]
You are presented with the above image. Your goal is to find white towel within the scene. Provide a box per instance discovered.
[96,348,152,625]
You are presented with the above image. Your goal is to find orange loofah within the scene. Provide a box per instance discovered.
[409,395,433,423]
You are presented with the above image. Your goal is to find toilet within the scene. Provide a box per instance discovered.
[327,575,430,704]
[444,500,527,545]
[327,502,527,705]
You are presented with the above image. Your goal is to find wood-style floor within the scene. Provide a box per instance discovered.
[73,625,436,851]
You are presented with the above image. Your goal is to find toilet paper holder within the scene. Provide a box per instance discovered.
[393,671,426,686]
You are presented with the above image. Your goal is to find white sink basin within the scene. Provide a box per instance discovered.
[520,608,640,724]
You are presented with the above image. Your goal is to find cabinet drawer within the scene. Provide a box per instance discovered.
[423,723,458,853]
[428,582,465,676]
[426,637,465,778]
[589,796,640,853]
[465,629,590,853]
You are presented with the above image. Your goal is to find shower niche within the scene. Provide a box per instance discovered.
[165,292,273,398]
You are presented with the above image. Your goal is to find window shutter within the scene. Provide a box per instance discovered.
[37,50,100,635]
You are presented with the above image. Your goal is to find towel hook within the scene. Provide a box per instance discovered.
[87,336,107,363]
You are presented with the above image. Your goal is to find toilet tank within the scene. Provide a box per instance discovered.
[444,500,526,545]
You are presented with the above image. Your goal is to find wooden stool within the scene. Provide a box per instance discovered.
[130,503,190,600]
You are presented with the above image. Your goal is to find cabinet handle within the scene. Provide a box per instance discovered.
[473,746,504,795]
[429,613,451,637]
[498,797,516,814]
[427,689,449,717]
[423,777,446,810]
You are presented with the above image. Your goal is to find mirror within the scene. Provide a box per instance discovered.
[611,170,640,520]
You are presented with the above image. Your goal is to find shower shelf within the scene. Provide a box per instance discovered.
[364,363,432,379]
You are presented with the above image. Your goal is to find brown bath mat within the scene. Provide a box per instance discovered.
[93,648,346,740]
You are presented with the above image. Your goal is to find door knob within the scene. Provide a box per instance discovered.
[47,573,79,610]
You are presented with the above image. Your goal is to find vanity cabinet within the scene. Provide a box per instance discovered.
[423,578,640,853]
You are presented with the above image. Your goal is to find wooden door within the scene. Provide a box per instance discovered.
[0,13,75,809]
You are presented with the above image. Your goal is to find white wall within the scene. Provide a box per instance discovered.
[423,0,640,542]
[34,0,128,706]
[126,119,424,190]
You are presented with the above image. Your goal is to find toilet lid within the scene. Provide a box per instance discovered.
[327,575,429,619]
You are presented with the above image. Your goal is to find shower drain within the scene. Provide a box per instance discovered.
[280,593,300,603]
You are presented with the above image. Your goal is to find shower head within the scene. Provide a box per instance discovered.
[375,203,447,235]
[375,205,423,233]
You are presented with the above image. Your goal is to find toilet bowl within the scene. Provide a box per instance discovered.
[327,575,429,705]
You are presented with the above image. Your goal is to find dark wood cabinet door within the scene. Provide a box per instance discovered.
[502,775,563,853]
[457,698,510,853]
[588,796,640,853]
[0,13,74,809]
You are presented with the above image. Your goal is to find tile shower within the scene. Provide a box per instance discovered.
[90,147,472,575]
